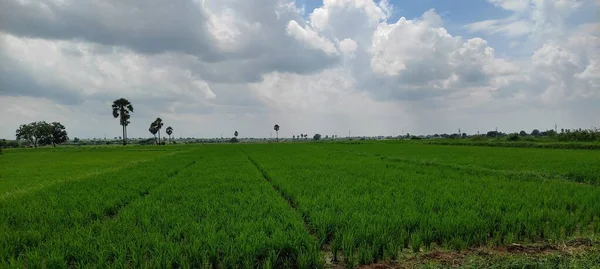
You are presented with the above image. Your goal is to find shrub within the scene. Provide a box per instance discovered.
[230,137,239,143]
[507,133,520,141]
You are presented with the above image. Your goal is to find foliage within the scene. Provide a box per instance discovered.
[234,131,238,137]
[15,121,68,148]
[112,98,134,146]
[40,122,69,147]
[274,124,280,141]
[230,137,239,143]
[507,133,520,141]
[166,126,174,142]
[149,118,164,145]
[557,128,600,142]
[313,134,321,140]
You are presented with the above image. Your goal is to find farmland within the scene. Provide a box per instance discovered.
[1,142,599,268]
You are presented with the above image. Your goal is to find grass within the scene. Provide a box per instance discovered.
[1,142,599,268]
[322,140,600,184]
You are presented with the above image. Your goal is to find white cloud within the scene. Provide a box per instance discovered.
[464,18,532,37]
[286,20,339,55]
[0,0,598,138]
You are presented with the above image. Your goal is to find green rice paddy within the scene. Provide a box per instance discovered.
[1,142,599,268]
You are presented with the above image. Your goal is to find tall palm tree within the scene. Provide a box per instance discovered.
[149,126,158,144]
[150,118,164,144]
[166,126,173,143]
[274,124,280,142]
[234,131,238,137]
[112,98,133,146]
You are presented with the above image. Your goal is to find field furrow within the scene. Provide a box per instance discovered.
[245,143,600,267]
[0,150,198,264]
[3,146,322,268]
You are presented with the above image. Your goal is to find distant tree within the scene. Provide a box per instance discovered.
[166,126,173,142]
[234,131,239,137]
[486,131,498,137]
[73,137,80,143]
[531,129,541,136]
[112,98,134,146]
[274,124,280,142]
[149,118,164,144]
[41,122,68,147]
[461,133,467,138]
[16,121,53,148]
[149,126,158,144]
[0,139,6,148]
[325,135,329,139]
[313,134,321,140]
[507,133,520,141]
[519,130,527,136]
[293,135,295,140]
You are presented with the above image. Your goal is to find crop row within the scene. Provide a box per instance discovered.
[321,142,600,184]
[245,144,600,267]
[0,146,177,198]
[1,146,320,268]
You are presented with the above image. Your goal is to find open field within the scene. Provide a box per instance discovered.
[1,142,599,268]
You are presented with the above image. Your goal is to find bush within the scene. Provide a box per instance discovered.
[230,137,239,143]
[507,133,520,141]
[313,134,322,141]
[470,135,487,141]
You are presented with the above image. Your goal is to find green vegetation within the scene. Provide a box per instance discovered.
[1,142,599,268]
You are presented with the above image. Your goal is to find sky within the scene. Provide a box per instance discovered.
[0,0,599,139]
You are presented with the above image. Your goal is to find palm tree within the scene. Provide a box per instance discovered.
[274,124,280,142]
[150,118,164,144]
[112,98,133,146]
[166,126,173,143]
[234,131,238,137]
[149,126,158,144]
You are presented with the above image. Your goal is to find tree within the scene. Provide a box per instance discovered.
[166,126,173,142]
[41,122,68,147]
[293,135,295,140]
[149,118,164,145]
[519,130,527,136]
[16,121,52,148]
[112,98,134,146]
[274,124,280,142]
[234,131,239,137]
[313,134,321,140]
[154,118,164,144]
[73,137,80,143]
[531,129,540,136]
[148,126,158,144]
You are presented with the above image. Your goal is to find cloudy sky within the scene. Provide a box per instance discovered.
[1,0,598,139]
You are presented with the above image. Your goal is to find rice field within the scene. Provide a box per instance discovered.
[1,142,599,268]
